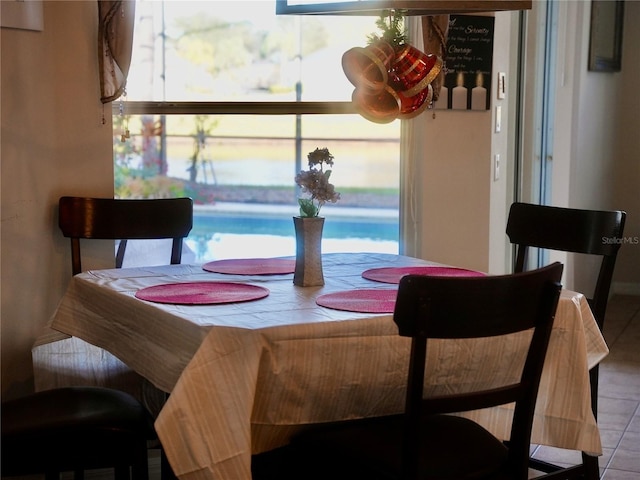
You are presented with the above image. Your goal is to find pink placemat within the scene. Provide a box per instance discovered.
[362,266,485,284]
[316,289,398,313]
[202,258,295,275]
[135,281,269,305]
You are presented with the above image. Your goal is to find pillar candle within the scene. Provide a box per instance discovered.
[471,72,487,111]
[451,73,467,110]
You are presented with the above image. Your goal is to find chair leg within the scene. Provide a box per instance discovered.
[161,448,178,480]
[132,460,150,480]
[115,465,130,480]
[582,453,600,480]
[589,367,599,419]
[133,455,151,480]
[131,440,151,480]
[529,366,602,480]
[585,363,601,480]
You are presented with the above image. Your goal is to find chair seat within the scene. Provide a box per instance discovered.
[253,414,509,480]
[1,387,156,477]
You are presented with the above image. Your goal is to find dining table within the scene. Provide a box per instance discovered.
[47,252,608,480]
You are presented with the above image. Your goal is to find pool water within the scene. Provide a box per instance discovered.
[189,233,399,263]
[188,208,399,262]
[120,206,399,265]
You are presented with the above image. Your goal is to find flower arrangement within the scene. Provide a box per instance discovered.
[295,147,341,217]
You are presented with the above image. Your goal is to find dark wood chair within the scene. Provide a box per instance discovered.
[58,196,194,274]
[252,263,563,480]
[506,201,626,480]
[1,197,193,480]
[1,387,156,480]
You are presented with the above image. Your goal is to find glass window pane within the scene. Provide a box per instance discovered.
[114,113,400,262]
[117,0,401,262]
[127,0,381,102]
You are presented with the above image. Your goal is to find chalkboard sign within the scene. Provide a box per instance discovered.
[434,15,495,111]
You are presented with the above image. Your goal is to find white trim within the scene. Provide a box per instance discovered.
[399,16,428,258]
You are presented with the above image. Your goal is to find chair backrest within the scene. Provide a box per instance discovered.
[393,262,563,479]
[59,196,194,275]
[506,202,626,329]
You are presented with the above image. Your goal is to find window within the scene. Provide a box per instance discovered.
[115,0,401,262]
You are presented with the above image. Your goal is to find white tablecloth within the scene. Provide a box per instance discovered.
[48,253,608,480]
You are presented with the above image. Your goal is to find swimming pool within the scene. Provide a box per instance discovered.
[187,203,400,262]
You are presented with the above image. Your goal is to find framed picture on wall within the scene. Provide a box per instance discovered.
[588,0,624,72]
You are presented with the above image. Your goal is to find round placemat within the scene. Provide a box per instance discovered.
[203,258,295,275]
[135,281,269,305]
[362,266,484,284]
[316,289,398,313]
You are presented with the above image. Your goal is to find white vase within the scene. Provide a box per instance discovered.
[293,216,325,287]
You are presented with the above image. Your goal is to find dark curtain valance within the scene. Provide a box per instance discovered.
[98,0,136,104]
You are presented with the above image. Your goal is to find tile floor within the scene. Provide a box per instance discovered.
[530,294,640,479]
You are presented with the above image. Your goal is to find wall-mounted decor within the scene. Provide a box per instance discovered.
[1,0,43,31]
[434,15,495,111]
[588,0,624,72]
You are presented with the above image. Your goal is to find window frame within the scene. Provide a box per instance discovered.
[114,101,356,116]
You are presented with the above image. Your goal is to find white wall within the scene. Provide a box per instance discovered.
[1,1,114,399]
[612,0,640,295]
[415,11,516,275]
[418,111,492,272]
[488,11,517,275]
[557,0,639,296]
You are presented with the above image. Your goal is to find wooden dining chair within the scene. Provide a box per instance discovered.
[2,197,193,480]
[1,387,156,480]
[506,201,626,480]
[252,263,563,480]
[58,196,194,275]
